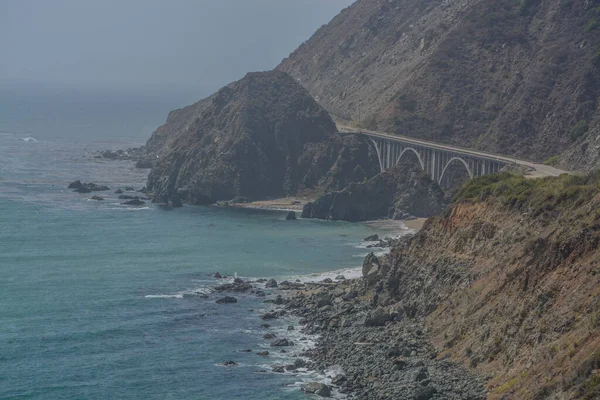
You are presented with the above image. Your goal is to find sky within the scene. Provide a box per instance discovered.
[0,0,354,92]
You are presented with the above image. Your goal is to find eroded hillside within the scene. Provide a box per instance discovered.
[367,172,600,398]
[278,0,600,170]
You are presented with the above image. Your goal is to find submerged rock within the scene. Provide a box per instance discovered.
[285,211,297,220]
[122,199,145,206]
[68,180,82,189]
[90,195,104,201]
[215,296,237,304]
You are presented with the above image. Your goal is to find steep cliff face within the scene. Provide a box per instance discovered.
[145,71,379,204]
[302,163,447,221]
[366,172,600,398]
[278,0,600,169]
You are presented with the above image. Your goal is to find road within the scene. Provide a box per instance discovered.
[338,124,568,178]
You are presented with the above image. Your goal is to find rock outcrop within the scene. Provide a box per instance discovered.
[361,171,600,399]
[278,0,600,170]
[144,71,379,205]
[302,163,446,221]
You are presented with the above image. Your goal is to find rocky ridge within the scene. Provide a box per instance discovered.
[278,0,600,170]
[144,70,380,205]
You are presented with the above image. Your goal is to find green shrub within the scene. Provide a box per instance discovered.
[571,120,589,141]
[544,156,560,166]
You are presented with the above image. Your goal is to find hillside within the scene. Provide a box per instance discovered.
[278,0,600,170]
[145,71,379,205]
[363,172,600,398]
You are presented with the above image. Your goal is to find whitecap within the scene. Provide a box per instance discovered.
[20,137,38,142]
[144,294,184,299]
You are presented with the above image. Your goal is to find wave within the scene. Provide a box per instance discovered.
[144,286,213,299]
[20,137,38,142]
[108,206,151,211]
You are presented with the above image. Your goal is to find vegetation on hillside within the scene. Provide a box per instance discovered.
[455,170,600,219]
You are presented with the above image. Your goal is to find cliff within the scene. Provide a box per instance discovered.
[144,71,380,205]
[364,171,600,398]
[302,163,447,222]
[278,0,600,170]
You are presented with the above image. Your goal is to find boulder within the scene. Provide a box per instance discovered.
[364,308,393,327]
[256,351,269,356]
[215,296,237,304]
[114,189,124,194]
[122,199,145,206]
[362,252,381,286]
[265,278,278,288]
[271,338,294,347]
[263,333,277,339]
[272,366,285,373]
[74,187,91,193]
[364,234,379,241]
[222,361,238,367]
[285,211,297,220]
[213,272,222,279]
[125,186,135,191]
[90,195,104,201]
[260,312,278,320]
[68,180,82,189]
[301,382,331,397]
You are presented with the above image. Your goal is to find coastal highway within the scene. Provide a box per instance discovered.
[337,124,569,178]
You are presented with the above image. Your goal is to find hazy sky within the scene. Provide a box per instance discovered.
[0,0,354,91]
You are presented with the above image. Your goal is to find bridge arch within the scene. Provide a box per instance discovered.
[396,148,425,171]
[439,157,473,184]
[368,138,385,172]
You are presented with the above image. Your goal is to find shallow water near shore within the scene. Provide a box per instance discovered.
[0,88,385,399]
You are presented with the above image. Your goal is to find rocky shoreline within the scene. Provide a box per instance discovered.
[212,250,485,399]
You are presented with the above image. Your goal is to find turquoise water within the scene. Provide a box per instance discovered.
[0,87,376,399]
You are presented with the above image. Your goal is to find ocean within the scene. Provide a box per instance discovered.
[0,86,396,399]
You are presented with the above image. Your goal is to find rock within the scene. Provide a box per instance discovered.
[274,295,285,305]
[68,180,82,189]
[260,312,278,320]
[114,189,124,194]
[122,199,145,206]
[362,252,381,286]
[214,282,252,292]
[263,333,277,339]
[74,187,91,193]
[90,195,104,201]
[294,358,307,368]
[215,296,237,304]
[256,351,270,356]
[170,193,183,207]
[303,163,447,222]
[260,323,271,329]
[287,325,295,331]
[271,338,294,347]
[335,275,346,280]
[135,159,154,169]
[285,211,297,220]
[125,186,135,191]
[101,150,119,159]
[222,361,238,367]
[237,349,252,353]
[265,278,278,288]
[213,272,222,278]
[301,382,331,397]
[331,375,346,385]
[413,385,437,400]
[301,203,312,218]
[144,71,379,205]
[364,234,379,241]
[119,195,138,200]
[272,366,285,373]
[364,308,392,327]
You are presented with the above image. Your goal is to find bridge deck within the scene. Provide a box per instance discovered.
[338,125,568,178]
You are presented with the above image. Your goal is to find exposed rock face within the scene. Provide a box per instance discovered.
[364,172,600,398]
[302,163,446,221]
[278,0,600,169]
[145,71,379,204]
